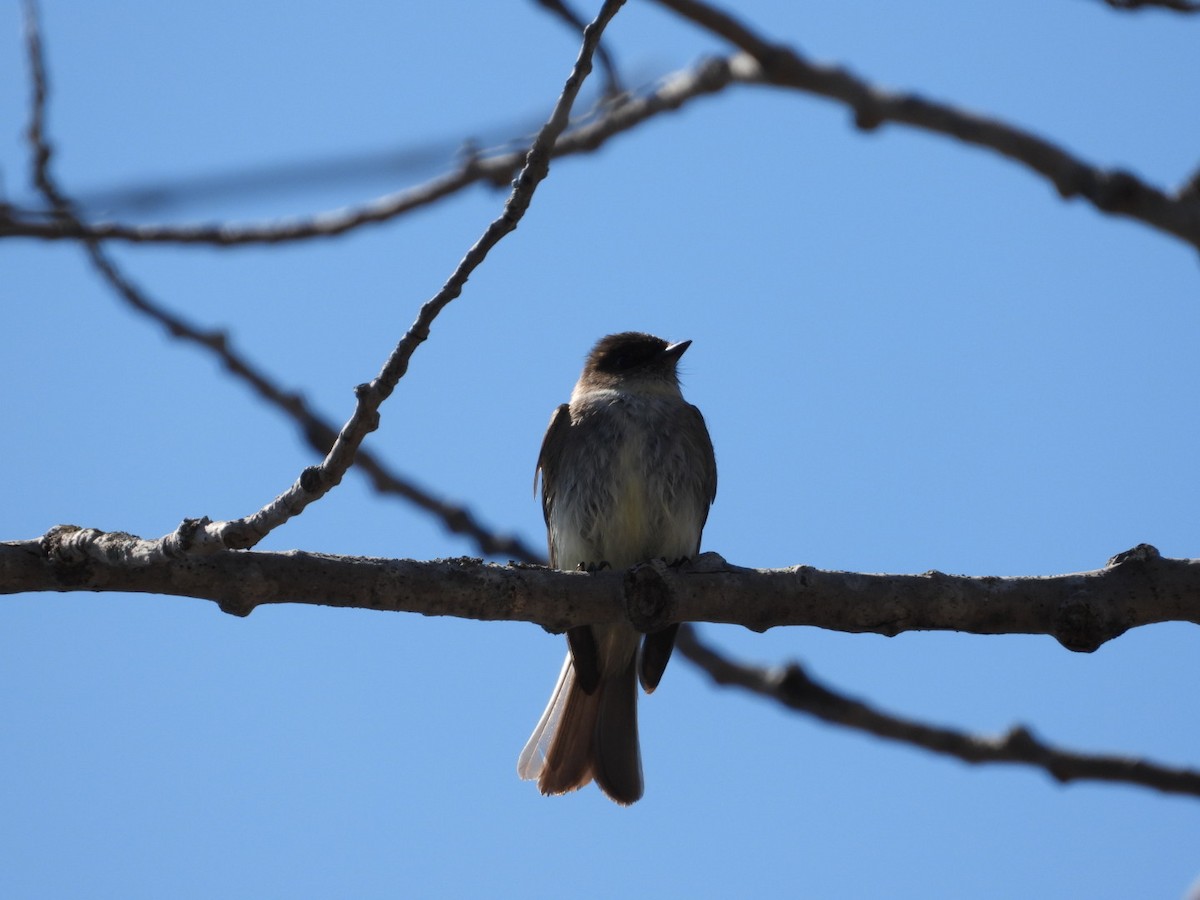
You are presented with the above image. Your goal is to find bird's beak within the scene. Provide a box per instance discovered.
[661,339,692,362]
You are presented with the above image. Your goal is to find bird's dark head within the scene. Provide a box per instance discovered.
[577,332,691,395]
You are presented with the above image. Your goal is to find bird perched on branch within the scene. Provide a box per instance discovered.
[518,332,717,805]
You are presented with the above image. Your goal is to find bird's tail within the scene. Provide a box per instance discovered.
[518,651,643,805]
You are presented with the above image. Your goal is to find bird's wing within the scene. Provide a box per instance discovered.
[535,403,573,567]
[684,402,718,540]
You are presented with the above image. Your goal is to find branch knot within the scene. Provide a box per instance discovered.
[1107,543,1160,568]
[1053,590,1124,653]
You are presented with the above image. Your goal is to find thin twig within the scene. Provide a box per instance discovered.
[0,57,732,247]
[1101,0,1200,11]
[22,0,62,208]
[532,0,623,96]
[675,625,1200,799]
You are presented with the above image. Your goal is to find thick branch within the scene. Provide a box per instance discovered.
[0,527,598,624]
[4,532,1197,653]
[675,626,1200,798]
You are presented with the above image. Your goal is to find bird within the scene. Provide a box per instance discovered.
[517,331,717,805]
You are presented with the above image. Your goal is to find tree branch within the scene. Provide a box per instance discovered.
[11,11,1200,257]
[532,0,623,97]
[0,527,594,623]
[674,625,1200,799]
[4,533,1197,654]
[1101,0,1200,11]
[652,0,1200,253]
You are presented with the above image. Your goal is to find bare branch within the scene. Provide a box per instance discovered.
[21,0,67,211]
[532,0,623,97]
[674,625,1200,799]
[0,57,734,248]
[11,15,1200,256]
[55,136,521,216]
[17,0,540,565]
[5,535,1198,654]
[652,0,1200,252]
[1101,0,1200,11]
[0,162,500,244]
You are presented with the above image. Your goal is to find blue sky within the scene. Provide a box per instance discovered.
[3,1,1199,897]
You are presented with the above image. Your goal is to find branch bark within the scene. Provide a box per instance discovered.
[4,530,1196,654]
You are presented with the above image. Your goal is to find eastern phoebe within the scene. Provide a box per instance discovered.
[517,332,717,805]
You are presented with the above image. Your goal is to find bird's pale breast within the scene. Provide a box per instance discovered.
[549,391,705,571]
